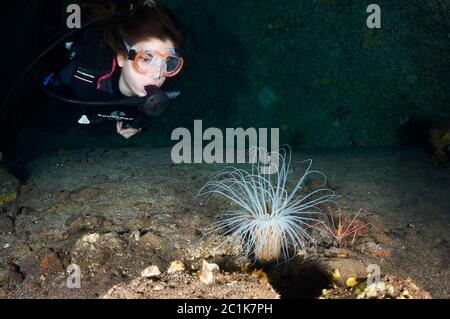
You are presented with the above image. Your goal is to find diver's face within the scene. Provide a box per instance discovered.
[117,38,175,97]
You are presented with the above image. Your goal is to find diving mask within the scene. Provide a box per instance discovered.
[123,41,184,77]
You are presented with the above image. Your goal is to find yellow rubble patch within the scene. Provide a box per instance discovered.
[331,269,341,282]
[0,193,17,205]
[346,277,358,287]
[251,269,268,281]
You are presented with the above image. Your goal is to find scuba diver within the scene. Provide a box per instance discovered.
[42,0,185,139]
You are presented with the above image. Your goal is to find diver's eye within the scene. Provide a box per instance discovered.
[139,54,153,63]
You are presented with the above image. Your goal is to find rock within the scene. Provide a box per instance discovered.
[201,260,220,273]
[0,265,24,287]
[199,260,220,285]
[167,261,185,274]
[357,276,431,299]
[0,167,20,216]
[326,258,368,282]
[130,231,140,241]
[83,233,101,244]
[40,252,64,275]
[141,265,161,278]
[0,168,19,197]
[70,232,128,278]
[0,215,13,234]
[139,231,179,261]
[65,214,106,235]
[189,234,244,260]
[346,277,358,287]
[199,272,214,285]
[140,232,164,246]
[153,284,164,291]
[101,268,280,299]
[68,187,103,202]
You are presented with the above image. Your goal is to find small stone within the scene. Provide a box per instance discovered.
[201,260,220,273]
[167,261,185,274]
[131,231,140,241]
[140,265,161,278]
[199,260,220,285]
[387,284,395,296]
[153,284,164,291]
[83,233,100,243]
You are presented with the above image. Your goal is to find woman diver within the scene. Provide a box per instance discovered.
[49,0,185,139]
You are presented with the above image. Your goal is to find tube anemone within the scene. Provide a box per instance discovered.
[196,146,340,264]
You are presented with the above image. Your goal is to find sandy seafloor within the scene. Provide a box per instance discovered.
[0,145,448,298]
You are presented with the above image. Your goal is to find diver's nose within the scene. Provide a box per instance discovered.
[148,57,163,80]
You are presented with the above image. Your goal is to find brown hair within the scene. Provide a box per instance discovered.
[79,0,184,56]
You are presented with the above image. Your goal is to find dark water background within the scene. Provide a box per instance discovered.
[0,0,449,163]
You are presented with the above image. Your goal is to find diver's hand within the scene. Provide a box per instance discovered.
[116,121,142,139]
